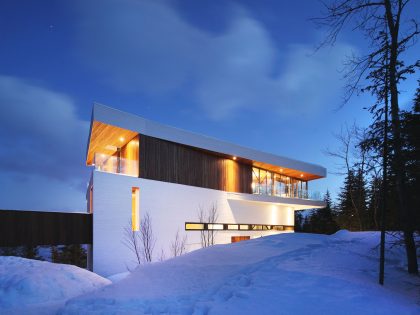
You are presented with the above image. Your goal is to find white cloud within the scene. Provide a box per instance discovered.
[0,75,89,210]
[76,0,355,120]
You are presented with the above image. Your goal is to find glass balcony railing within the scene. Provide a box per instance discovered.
[93,153,139,177]
[252,184,322,201]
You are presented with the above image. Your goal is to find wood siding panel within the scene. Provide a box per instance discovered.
[139,135,252,193]
[0,210,92,246]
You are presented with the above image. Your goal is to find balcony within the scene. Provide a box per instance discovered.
[252,184,322,201]
[251,166,322,201]
[93,152,138,177]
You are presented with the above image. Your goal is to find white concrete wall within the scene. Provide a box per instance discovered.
[93,171,302,276]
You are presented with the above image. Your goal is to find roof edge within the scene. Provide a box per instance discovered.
[90,103,327,178]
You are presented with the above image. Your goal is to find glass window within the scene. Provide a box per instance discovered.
[259,169,267,194]
[252,167,308,199]
[185,223,204,230]
[184,222,294,232]
[252,168,260,194]
[266,171,273,195]
[208,224,224,230]
[131,187,140,231]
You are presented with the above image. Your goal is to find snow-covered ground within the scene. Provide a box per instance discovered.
[60,231,419,314]
[0,257,110,315]
[1,232,418,314]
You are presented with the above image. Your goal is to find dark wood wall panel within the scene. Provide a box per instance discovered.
[0,210,92,246]
[139,135,252,193]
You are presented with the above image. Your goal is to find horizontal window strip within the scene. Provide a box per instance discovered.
[185,222,294,231]
[185,223,205,230]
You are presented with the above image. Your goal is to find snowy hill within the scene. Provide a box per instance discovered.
[60,231,419,314]
[0,257,111,314]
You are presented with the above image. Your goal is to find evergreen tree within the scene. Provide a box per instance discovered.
[0,247,20,256]
[363,84,420,232]
[22,246,42,260]
[51,246,60,263]
[294,211,304,232]
[366,176,382,230]
[50,245,87,268]
[308,191,338,234]
[400,93,420,232]
[313,0,419,275]
[336,170,368,231]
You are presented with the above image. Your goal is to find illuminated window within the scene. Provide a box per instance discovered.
[184,222,293,231]
[273,225,284,231]
[253,166,307,199]
[208,224,224,230]
[185,223,205,230]
[88,186,93,213]
[252,168,260,194]
[131,187,139,231]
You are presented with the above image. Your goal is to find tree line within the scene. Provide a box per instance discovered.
[311,0,419,276]
[296,82,419,269]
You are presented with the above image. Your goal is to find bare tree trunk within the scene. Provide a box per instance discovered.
[122,219,142,265]
[140,212,155,263]
[384,0,418,274]
[198,203,219,248]
[313,0,419,275]
[379,60,389,285]
[171,230,187,257]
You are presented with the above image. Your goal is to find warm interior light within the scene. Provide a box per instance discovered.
[131,187,140,231]
[300,174,304,177]
[280,169,283,172]
[119,137,125,142]
[233,156,237,160]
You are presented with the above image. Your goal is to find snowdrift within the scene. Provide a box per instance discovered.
[0,256,111,314]
[61,231,419,314]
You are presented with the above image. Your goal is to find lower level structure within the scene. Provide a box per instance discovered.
[91,171,324,276]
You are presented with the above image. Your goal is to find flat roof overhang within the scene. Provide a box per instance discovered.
[86,103,327,180]
[86,121,138,165]
[227,192,326,209]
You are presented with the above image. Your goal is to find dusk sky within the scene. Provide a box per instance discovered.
[0,0,419,212]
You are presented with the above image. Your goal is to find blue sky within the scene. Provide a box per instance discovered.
[0,0,418,211]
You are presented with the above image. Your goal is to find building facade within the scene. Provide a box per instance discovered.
[86,103,326,276]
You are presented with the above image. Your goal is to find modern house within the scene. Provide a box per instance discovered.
[86,103,326,276]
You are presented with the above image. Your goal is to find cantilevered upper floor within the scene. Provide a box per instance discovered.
[86,103,326,201]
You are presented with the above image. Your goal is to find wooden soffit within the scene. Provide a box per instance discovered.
[86,121,138,165]
[252,161,323,181]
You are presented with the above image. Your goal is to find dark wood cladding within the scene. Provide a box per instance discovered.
[0,210,92,246]
[139,135,252,193]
